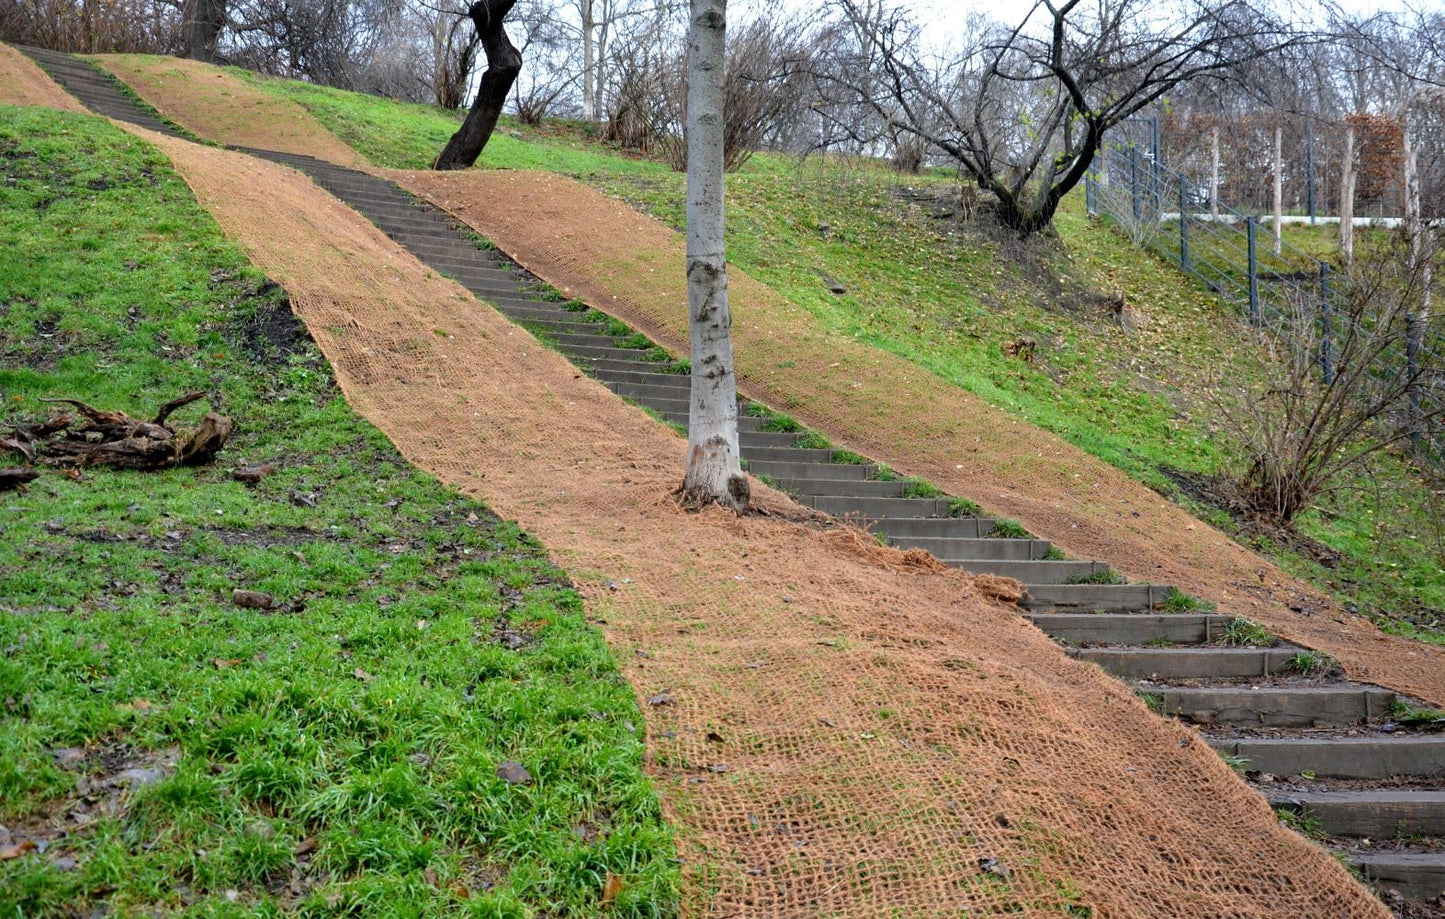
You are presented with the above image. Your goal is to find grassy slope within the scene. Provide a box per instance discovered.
[231,75,1443,646]
[0,106,677,917]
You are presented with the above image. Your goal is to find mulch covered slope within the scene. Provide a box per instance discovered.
[397,167,1445,711]
[108,125,1386,917]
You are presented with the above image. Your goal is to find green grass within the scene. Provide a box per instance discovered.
[122,63,1444,648]
[1065,569,1127,586]
[947,497,983,518]
[1218,618,1275,648]
[988,520,1031,540]
[1160,588,1217,614]
[0,105,677,918]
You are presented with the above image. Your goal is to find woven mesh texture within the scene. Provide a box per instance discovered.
[109,124,1391,916]
[0,42,87,111]
[396,168,1445,711]
[93,54,370,168]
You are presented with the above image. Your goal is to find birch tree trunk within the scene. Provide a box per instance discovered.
[681,0,748,512]
[1209,126,1220,221]
[581,0,596,121]
[1340,124,1355,265]
[1272,123,1283,256]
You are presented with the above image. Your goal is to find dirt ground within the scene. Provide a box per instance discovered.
[91,54,370,169]
[0,42,87,112]
[396,168,1445,711]
[93,123,1390,917]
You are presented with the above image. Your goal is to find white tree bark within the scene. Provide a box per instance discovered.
[1340,124,1355,265]
[1403,127,1431,322]
[1272,123,1283,256]
[1209,125,1220,221]
[581,0,596,120]
[682,0,748,512]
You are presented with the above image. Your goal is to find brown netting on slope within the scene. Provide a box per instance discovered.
[118,124,1392,917]
[395,168,1445,710]
[92,54,370,169]
[0,42,88,112]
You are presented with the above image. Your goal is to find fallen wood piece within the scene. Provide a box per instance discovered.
[4,395,232,471]
[0,468,39,491]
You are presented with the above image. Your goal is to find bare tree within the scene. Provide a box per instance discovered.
[681,0,747,512]
[434,0,522,169]
[820,0,1301,235]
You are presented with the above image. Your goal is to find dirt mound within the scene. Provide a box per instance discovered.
[115,125,1391,916]
[395,167,1445,710]
[92,54,368,168]
[0,42,86,112]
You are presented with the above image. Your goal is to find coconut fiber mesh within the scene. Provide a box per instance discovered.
[0,42,87,112]
[93,54,371,170]
[113,124,1392,916]
[396,168,1445,711]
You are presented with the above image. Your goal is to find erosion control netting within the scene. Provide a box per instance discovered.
[396,168,1445,711]
[0,42,87,112]
[108,125,1394,917]
[93,54,370,170]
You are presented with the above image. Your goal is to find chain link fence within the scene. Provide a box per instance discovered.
[1085,133,1443,471]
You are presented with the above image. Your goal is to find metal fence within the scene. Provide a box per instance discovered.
[1084,139,1443,470]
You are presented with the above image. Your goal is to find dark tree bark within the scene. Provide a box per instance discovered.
[434,0,522,170]
[183,0,227,62]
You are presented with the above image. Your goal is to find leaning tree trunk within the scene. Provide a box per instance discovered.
[434,0,521,171]
[680,0,748,513]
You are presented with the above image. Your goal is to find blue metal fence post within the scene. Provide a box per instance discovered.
[1319,262,1334,384]
[1179,174,1190,271]
[1246,217,1260,325]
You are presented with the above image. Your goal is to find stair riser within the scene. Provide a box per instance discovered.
[1074,648,1299,679]
[1211,739,1445,779]
[1160,688,1396,728]
[1026,614,1230,646]
[891,537,1049,560]
[1274,794,1445,838]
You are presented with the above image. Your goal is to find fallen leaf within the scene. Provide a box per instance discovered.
[232,589,277,610]
[646,691,673,707]
[211,658,241,669]
[497,760,531,785]
[602,872,624,905]
[232,462,274,484]
[353,668,372,682]
[293,837,318,856]
[1,840,36,859]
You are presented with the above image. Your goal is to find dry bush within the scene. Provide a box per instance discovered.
[1211,236,1442,525]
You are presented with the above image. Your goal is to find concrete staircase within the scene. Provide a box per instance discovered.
[22,45,1444,912]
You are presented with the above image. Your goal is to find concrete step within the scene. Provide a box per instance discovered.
[740,446,834,464]
[801,495,952,520]
[1072,647,1300,679]
[1020,583,1171,611]
[744,460,873,481]
[511,317,603,337]
[471,294,575,315]
[1026,613,1233,646]
[887,536,1050,560]
[866,517,998,539]
[1157,685,1397,728]
[572,356,683,376]
[946,559,1107,583]
[560,343,675,363]
[738,431,805,449]
[1270,790,1445,837]
[593,368,694,387]
[607,380,695,403]
[554,331,633,349]
[497,304,588,324]
[621,395,689,415]
[781,478,906,498]
[1349,850,1445,901]
[1209,736,1445,779]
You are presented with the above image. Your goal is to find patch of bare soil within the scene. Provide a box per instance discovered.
[0,742,179,868]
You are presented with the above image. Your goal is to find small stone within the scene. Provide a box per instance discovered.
[497,761,531,786]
